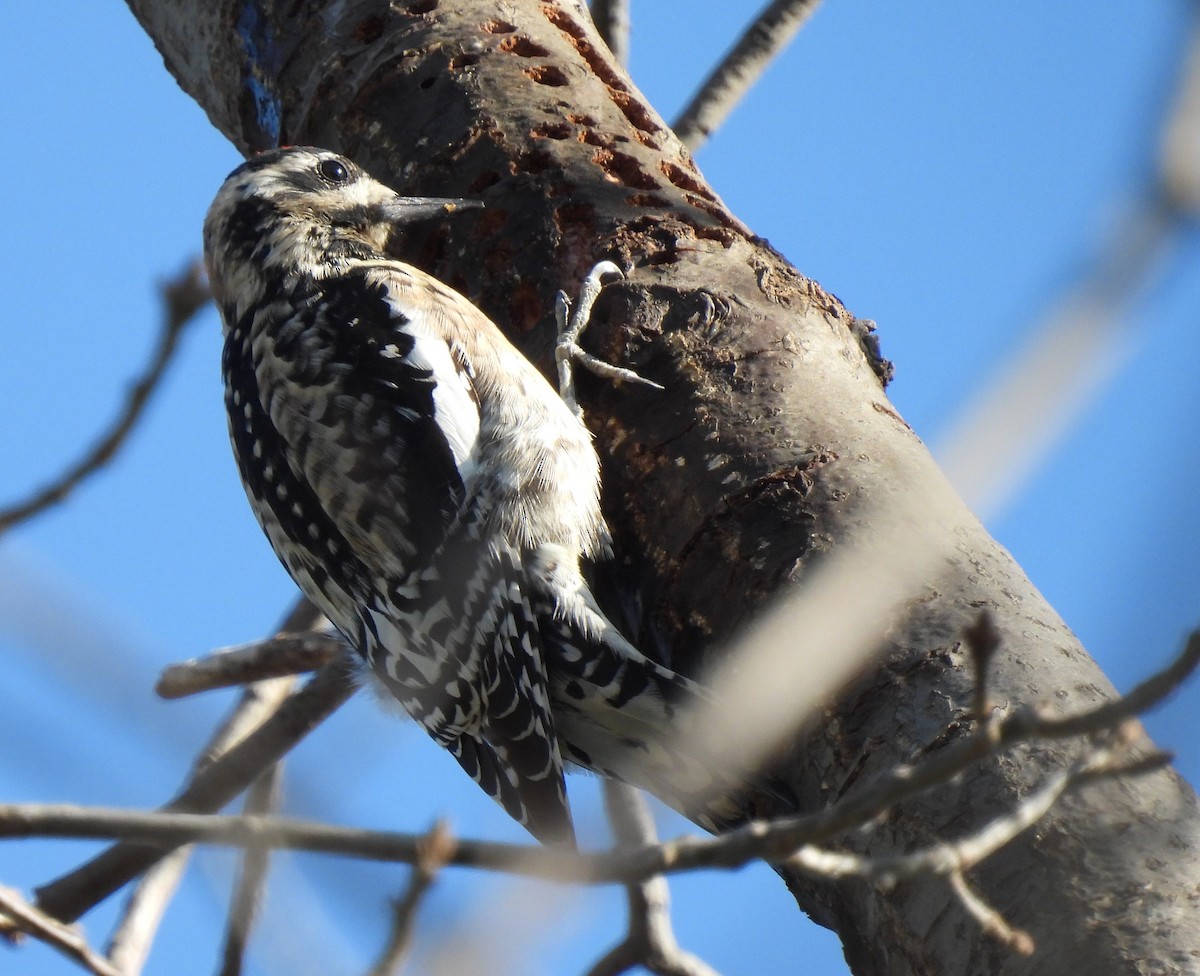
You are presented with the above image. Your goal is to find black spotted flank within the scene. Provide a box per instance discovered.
[221,330,370,611]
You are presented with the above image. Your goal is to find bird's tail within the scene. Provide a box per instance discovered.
[535,587,780,831]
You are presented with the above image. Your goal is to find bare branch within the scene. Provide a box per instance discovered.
[1011,630,1200,740]
[218,763,285,976]
[673,0,823,150]
[786,736,1145,886]
[156,631,345,699]
[8,625,1186,944]
[589,0,629,67]
[365,822,454,976]
[0,885,124,976]
[105,847,192,976]
[0,260,210,534]
[0,627,1183,938]
[0,744,1169,890]
[1159,18,1200,213]
[948,871,1035,957]
[962,611,1002,723]
[586,782,720,976]
[34,654,353,923]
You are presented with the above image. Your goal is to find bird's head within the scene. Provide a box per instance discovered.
[203,146,478,315]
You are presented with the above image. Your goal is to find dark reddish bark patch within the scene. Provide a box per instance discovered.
[508,279,544,333]
[352,16,385,44]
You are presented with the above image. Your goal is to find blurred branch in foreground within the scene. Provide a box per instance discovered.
[673,0,823,151]
[4,625,1192,965]
[589,0,630,67]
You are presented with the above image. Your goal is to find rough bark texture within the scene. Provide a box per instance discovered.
[126,1,1200,972]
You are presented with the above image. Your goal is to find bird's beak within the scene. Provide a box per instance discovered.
[378,196,484,224]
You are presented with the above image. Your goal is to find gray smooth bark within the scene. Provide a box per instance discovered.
[124,1,1200,972]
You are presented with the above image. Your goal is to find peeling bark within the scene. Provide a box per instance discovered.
[126,1,1200,972]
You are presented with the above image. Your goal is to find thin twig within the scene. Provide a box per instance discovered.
[156,630,344,699]
[34,662,353,923]
[786,736,1138,886]
[589,0,630,67]
[963,611,1001,724]
[0,743,1161,892]
[7,633,1188,903]
[218,762,285,976]
[948,871,1034,956]
[586,782,720,976]
[0,260,210,534]
[673,0,823,151]
[105,847,192,975]
[1010,630,1200,741]
[366,821,455,976]
[100,608,321,970]
[0,885,124,976]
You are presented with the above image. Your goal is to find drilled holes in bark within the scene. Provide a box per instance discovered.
[524,65,569,87]
[531,121,573,140]
[686,194,738,231]
[609,91,662,136]
[541,5,663,136]
[661,160,714,200]
[554,201,597,229]
[481,19,516,33]
[508,280,543,333]
[693,224,737,247]
[592,148,659,190]
[627,192,670,208]
[514,149,558,174]
[500,35,552,58]
[449,52,482,71]
[468,171,502,193]
[353,16,385,43]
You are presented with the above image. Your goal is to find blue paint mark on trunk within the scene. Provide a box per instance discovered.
[237,1,283,147]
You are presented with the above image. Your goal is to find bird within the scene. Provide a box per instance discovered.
[203,146,725,844]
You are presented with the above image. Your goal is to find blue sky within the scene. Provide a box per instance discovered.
[2,2,1197,974]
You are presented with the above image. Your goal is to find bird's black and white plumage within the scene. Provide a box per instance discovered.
[203,147,721,843]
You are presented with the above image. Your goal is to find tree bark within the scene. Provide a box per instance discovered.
[126,1,1200,972]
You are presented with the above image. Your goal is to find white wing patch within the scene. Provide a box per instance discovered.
[382,293,482,483]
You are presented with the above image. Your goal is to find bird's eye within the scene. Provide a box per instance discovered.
[318,159,350,184]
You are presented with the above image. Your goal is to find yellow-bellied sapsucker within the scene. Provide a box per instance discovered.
[204,147,719,844]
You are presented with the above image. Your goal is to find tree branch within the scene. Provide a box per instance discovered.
[365,822,454,976]
[0,260,209,534]
[104,847,191,976]
[585,782,720,976]
[589,0,630,67]
[218,762,285,976]
[0,886,124,976]
[4,630,1186,895]
[673,0,823,150]
[34,609,352,924]
[156,631,345,699]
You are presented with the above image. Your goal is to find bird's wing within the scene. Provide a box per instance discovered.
[241,265,481,583]
[227,260,574,842]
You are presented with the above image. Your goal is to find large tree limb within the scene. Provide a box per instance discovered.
[124,1,1200,973]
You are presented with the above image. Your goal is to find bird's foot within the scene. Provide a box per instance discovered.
[554,261,663,415]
